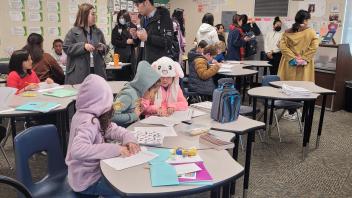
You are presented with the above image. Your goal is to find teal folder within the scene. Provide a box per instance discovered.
[150,162,179,187]
[43,89,77,98]
[149,149,171,164]
[16,102,61,113]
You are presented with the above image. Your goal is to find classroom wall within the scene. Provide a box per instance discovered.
[169,0,346,53]
[0,0,112,58]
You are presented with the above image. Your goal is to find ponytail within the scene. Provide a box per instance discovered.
[273,16,281,25]
[291,10,311,33]
[291,22,301,33]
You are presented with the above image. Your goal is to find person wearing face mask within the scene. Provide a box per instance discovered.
[111,10,137,78]
[278,10,319,81]
[264,17,283,75]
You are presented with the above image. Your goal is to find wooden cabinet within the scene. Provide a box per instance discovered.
[315,44,352,111]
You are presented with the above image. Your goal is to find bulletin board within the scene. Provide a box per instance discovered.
[221,11,237,32]
[0,0,115,58]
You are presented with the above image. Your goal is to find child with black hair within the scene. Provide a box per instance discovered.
[7,49,53,94]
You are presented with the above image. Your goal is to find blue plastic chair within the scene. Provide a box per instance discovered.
[14,125,78,198]
[262,75,303,142]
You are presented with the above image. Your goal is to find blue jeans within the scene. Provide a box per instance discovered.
[78,177,120,198]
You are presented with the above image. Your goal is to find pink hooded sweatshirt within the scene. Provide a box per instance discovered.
[142,57,188,115]
[65,74,136,192]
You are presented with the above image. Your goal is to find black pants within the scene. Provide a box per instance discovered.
[268,52,282,75]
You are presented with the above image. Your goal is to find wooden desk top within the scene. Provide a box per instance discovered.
[248,86,319,101]
[100,149,244,197]
[269,81,336,95]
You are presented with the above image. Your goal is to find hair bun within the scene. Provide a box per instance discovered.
[274,16,280,21]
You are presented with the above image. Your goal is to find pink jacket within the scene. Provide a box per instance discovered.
[65,74,136,192]
[142,85,188,115]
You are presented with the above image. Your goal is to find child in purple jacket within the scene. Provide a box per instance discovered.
[65,74,140,197]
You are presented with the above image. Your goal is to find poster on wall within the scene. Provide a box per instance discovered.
[114,0,121,11]
[28,26,43,35]
[120,0,127,10]
[27,0,42,11]
[48,13,60,22]
[48,27,61,36]
[28,11,43,22]
[47,2,60,12]
[11,26,27,36]
[8,0,24,10]
[127,1,134,12]
[9,11,25,22]
[298,0,326,17]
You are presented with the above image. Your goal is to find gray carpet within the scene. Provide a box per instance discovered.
[1,109,352,197]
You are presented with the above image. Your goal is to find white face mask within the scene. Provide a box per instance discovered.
[119,18,126,25]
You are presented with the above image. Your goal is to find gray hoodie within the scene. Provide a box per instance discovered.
[112,61,161,125]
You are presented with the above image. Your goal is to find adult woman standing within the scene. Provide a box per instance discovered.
[264,17,283,75]
[111,10,136,78]
[23,33,64,84]
[63,3,108,84]
[278,10,319,81]
[172,8,186,64]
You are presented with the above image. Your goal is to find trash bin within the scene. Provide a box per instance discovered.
[345,81,352,112]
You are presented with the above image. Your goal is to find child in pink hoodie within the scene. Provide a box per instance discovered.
[65,74,140,197]
[142,57,188,116]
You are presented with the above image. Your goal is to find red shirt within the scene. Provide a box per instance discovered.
[7,70,40,92]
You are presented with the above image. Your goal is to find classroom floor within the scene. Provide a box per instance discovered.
[0,109,351,197]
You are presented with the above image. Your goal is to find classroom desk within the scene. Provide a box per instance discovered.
[72,81,127,95]
[247,86,320,160]
[0,85,78,153]
[100,149,244,198]
[269,81,336,148]
[186,114,265,198]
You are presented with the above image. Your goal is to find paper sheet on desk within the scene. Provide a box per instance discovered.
[140,116,181,127]
[0,87,17,112]
[37,82,64,93]
[173,163,201,175]
[218,67,233,73]
[134,126,177,137]
[281,84,312,97]
[103,149,158,171]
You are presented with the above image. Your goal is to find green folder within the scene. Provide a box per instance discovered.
[43,89,77,98]
[150,162,179,187]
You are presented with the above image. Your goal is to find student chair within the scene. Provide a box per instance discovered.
[14,124,78,198]
[261,75,303,142]
[0,175,32,198]
[0,126,12,169]
[180,77,203,104]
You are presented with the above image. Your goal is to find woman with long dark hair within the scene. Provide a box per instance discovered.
[227,14,250,60]
[264,17,283,75]
[63,3,108,84]
[111,9,136,78]
[23,33,64,84]
[278,10,319,81]
[196,13,219,45]
[172,8,186,64]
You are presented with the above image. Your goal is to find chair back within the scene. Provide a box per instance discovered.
[14,125,66,189]
[262,75,280,86]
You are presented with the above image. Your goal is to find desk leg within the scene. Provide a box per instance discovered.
[210,187,221,198]
[230,135,240,195]
[252,97,257,120]
[248,76,253,105]
[242,77,246,103]
[10,118,16,148]
[256,66,259,84]
[269,100,274,135]
[264,99,269,139]
[243,131,254,198]
[56,111,67,154]
[302,101,314,160]
[316,95,327,148]
[264,67,268,76]
[222,183,231,198]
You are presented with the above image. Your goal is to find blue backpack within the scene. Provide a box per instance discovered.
[211,78,241,123]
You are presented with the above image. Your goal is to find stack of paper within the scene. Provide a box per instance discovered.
[177,162,213,184]
[103,149,158,171]
[37,82,64,93]
[281,84,312,97]
[218,67,233,73]
[190,101,212,112]
[140,116,181,127]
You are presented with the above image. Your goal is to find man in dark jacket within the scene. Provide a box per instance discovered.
[132,0,174,64]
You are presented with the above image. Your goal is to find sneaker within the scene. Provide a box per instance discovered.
[282,110,297,121]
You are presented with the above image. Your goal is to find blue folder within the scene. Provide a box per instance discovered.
[150,162,179,187]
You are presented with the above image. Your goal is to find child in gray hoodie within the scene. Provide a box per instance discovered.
[112,61,161,126]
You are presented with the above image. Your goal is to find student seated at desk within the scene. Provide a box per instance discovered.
[7,49,53,94]
[188,45,220,99]
[66,74,140,197]
[112,61,161,127]
[142,57,188,116]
